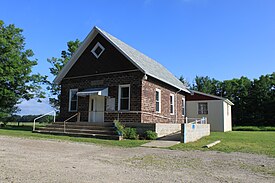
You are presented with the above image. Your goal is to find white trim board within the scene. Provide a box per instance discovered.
[69,89,78,112]
[170,94,175,115]
[118,84,130,111]
[156,88,161,113]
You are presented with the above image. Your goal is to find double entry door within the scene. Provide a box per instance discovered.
[88,95,104,122]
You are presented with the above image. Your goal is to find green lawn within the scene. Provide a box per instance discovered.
[170,131,275,157]
[0,125,148,148]
[1,124,275,157]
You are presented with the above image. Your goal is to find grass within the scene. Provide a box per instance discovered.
[233,126,275,131]
[1,123,275,157]
[0,124,148,148]
[170,131,275,157]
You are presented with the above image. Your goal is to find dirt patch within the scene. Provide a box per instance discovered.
[0,136,274,183]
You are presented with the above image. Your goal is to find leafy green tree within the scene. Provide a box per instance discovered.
[0,20,46,119]
[47,40,81,110]
[191,76,222,96]
[179,75,190,88]
[249,73,275,125]
[222,77,252,125]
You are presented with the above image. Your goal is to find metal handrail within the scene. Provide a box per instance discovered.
[33,110,56,131]
[185,117,207,124]
[63,112,79,133]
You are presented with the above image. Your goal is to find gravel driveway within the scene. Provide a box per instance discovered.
[0,136,274,183]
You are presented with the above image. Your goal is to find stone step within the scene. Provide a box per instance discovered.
[36,127,117,135]
[34,121,119,140]
[33,130,120,140]
[53,122,114,127]
[46,124,115,131]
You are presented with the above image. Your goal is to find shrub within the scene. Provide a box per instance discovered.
[0,121,8,128]
[233,126,261,131]
[144,130,158,140]
[114,120,124,136]
[233,126,275,131]
[261,126,275,131]
[124,127,139,140]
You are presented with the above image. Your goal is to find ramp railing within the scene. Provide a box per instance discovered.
[33,110,56,131]
[185,117,207,124]
[63,112,80,133]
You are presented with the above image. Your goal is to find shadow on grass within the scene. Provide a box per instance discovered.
[0,125,33,132]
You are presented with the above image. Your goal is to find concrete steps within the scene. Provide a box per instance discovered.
[33,122,120,140]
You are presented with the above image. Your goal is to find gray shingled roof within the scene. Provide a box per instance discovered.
[54,26,190,93]
[97,27,190,93]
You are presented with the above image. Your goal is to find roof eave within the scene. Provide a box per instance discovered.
[191,90,234,105]
[53,26,99,84]
[148,73,190,93]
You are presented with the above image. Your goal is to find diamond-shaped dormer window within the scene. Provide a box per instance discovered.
[91,42,105,59]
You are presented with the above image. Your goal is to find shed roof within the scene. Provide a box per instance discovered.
[190,90,234,105]
[54,26,190,93]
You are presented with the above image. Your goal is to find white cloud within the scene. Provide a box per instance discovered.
[16,98,55,115]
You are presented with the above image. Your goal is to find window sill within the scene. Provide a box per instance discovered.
[118,110,130,112]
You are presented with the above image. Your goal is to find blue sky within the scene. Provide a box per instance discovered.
[1,0,274,115]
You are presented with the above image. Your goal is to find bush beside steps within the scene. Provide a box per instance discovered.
[114,120,158,140]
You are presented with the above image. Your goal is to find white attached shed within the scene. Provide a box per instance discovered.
[186,90,234,132]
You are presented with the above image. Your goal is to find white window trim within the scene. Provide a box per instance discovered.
[156,88,161,113]
[118,84,130,111]
[182,97,185,116]
[198,102,208,115]
[69,89,78,112]
[91,42,105,59]
[170,94,174,115]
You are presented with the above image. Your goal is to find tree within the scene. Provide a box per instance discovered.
[191,76,222,96]
[179,75,190,88]
[47,40,81,110]
[249,73,275,125]
[0,20,46,119]
[222,77,252,125]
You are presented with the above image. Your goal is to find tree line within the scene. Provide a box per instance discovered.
[0,20,274,126]
[181,74,275,126]
[2,114,54,123]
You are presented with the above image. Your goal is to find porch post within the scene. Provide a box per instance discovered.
[77,112,80,122]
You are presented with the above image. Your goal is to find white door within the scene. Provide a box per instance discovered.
[89,96,104,122]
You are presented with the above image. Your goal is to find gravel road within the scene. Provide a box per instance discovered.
[0,136,274,183]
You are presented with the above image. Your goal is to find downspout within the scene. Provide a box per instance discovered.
[175,89,182,123]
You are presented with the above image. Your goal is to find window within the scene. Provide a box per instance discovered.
[182,97,185,116]
[170,94,174,115]
[156,89,161,113]
[69,89,78,112]
[91,42,105,58]
[198,102,208,114]
[118,84,130,110]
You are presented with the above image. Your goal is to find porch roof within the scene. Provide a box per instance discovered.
[77,87,108,97]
